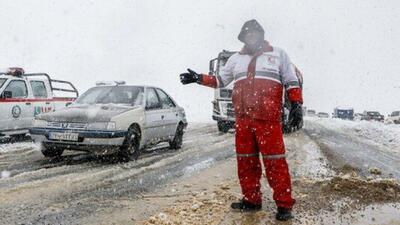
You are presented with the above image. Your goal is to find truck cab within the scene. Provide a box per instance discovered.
[0,68,78,139]
[209,50,236,132]
[333,107,354,120]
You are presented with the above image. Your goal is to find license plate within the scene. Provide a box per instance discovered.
[49,132,79,141]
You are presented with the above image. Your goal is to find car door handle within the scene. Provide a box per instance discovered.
[25,102,31,106]
[161,115,165,119]
[45,102,50,105]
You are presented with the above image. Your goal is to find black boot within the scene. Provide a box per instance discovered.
[230,199,262,211]
[276,207,293,221]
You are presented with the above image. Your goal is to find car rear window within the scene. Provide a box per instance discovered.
[156,88,176,108]
[367,112,379,116]
[30,81,48,98]
[392,111,400,116]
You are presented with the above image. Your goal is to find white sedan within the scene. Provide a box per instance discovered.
[30,83,187,161]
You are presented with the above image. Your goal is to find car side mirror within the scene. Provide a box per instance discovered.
[209,58,218,75]
[1,91,12,98]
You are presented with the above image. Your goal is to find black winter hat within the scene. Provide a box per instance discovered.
[238,19,265,42]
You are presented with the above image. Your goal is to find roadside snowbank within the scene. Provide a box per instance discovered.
[305,117,400,152]
[0,142,39,154]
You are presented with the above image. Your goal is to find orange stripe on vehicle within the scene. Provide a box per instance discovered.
[0,98,75,103]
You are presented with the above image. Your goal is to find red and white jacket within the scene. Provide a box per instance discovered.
[201,42,303,122]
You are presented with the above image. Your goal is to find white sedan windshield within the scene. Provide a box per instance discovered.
[75,86,144,106]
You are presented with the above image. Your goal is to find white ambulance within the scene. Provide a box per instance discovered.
[0,68,78,140]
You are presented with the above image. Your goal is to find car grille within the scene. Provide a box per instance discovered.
[47,122,87,129]
[220,89,233,98]
[227,103,235,117]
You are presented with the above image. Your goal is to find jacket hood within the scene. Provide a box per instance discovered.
[238,19,265,42]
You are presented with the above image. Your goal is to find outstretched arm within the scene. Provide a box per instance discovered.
[180,54,236,89]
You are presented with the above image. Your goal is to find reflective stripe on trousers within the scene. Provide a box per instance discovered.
[236,153,286,159]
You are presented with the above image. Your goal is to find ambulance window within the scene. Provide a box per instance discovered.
[30,81,48,98]
[0,78,6,89]
[156,89,176,108]
[3,80,28,98]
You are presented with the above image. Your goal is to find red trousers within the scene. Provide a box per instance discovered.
[235,117,295,209]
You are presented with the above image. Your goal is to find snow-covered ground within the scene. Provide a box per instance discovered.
[305,117,400,153]
[0,142,39,154]
[0,122,398,224]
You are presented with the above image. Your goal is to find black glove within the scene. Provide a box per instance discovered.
[180,69,203,85]
[289,102,303,128]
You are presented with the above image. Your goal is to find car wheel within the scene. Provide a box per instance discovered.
[282,124,291,134]
[119,126,141,161]
[217,121,231,133]
[169,123,184,150]
[41,146,64,158]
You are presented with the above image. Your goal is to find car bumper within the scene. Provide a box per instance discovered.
[212,115,236,122]
[30,127,127,153]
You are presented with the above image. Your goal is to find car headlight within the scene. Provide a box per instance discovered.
[87,122,116,131]
[106,122,116,130]
[219,102,228,115]
[33,119,48,127]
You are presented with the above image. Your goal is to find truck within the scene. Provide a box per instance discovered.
[0,67,79,140]
[361,111,385,122]
[333,107,354,120]
[208,50,304,133]
[387,111,400,124]
[306,109,317,117]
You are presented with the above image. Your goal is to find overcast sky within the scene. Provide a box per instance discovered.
[1,0,399,121]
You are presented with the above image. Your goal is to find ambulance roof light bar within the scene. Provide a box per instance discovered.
[96,81,126,86]
[5,67,25,77]
[114,81,126,86]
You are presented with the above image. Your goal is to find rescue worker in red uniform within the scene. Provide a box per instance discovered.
[180,19,303,221]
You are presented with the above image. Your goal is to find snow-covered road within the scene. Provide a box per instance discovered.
[0,120,398,224]
[304,117,400,179]
[0,123,236,224]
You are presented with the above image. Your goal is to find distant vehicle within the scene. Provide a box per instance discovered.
[386,111,400,124]
[361,111,384,122]
[333,107,354,120]
[306,109,317,117]
[0,67,78,140]
[317,112,329,118]
[354,113,364,121]
[30,83,187,161]
[208,50,304,133]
